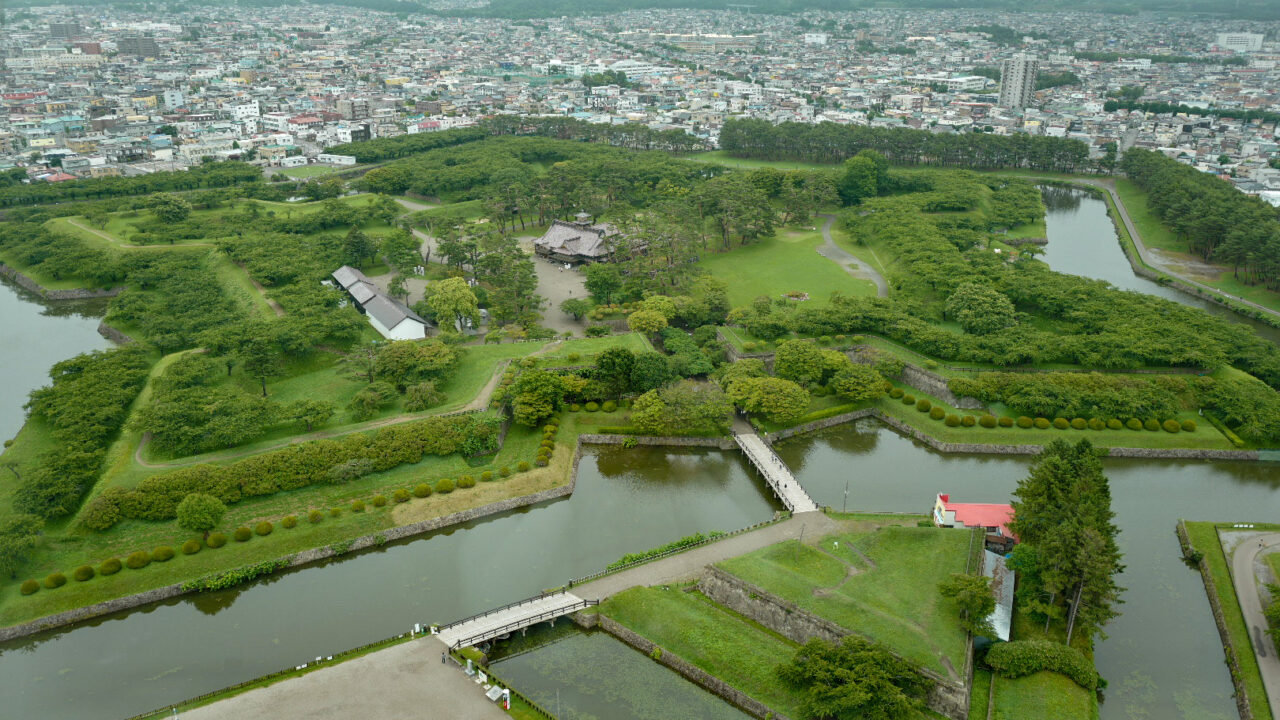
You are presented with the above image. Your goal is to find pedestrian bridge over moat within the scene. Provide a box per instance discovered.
[434,591,596,649]
[731,425,820,514]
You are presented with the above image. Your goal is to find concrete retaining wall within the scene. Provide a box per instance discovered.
[573,611,791,720]
[699,567,969,720]
[0,262,121,300]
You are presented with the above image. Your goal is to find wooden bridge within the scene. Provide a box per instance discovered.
[732,427,820,514]
[434,591,597,649]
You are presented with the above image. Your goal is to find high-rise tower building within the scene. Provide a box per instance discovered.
[998,54,1039,110]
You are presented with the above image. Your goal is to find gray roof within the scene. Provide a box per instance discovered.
[982,550,1015,642]
[534,219,619,259]
[332,264,426,330]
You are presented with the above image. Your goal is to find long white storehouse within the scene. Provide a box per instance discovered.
[332,265,429,340]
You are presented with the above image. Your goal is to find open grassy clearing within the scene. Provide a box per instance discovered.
[279,165,340,178]
[688,150,840,171]
[717,523,972,678]
[697,227,877,307]
[991,671,1095,720]
[969,668,992,720]
[1183,521,1276,720]
[534,332,654,366]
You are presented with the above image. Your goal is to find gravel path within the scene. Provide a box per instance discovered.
[816,214,888,297]
[1229,531,1280,718]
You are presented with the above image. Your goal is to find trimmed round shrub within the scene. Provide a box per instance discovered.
[566,352,581,362]
[1163,419,1182,433]
[1071,418,1088,430]
[282,515,298,528]
[351,500,366,512]
[1181,419,1197,432]
[585,401,600,412]
[961,415,976,427]
[998,416,1014,428]
[499,466,511,478]
[929,407,946,420]
[1034,418,1051,429]
[393,489,410,503]
[233,527,252,542]
[901,394,916,405]
[20,579,39,595]
[43,572,67,589]
[535,457,549,467]
[916,398,932,412]
[517,461,531,472]
[819,335,832,344]
[255,521,273,536]
[372,495,388,507]
[414,483,433,498]
[182,539,202,555]
[543,424,558,434]
[100,557,123,575]
[1088,418,1105,431]
[889,388,904,399]
[979,415,997,428]
[1052,418,1070,430]
[1144,418,1161,432]
[73,565,95,582]
[480,470,494,482]
[1126,418,1143,431]
[436,477,456,493]
[985,640,1099,691]
[569,403,581,412]
[126,551,151,569]
[153,546,176,562]
[329,507,341,517]
[1107,418,1124,430]
[602,400,617,412]
[944,414,961,427]
[207,532,227,549]
[742,341,757,352]
[309,509,326,522]
[1017,416,1033,429]
[458,475,477,489]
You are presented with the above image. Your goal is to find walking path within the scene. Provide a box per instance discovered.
[1229,531,1280,718]
[394,196,438,213]
[816,213,889,297]
[731,418,820,513]
[181,637,508,720]
[436,592,589,649]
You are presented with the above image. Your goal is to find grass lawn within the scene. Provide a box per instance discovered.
[969,668,992,720]
[207,250,278,319]
[717,522,973,678]
[535,332,654,366]
[991,672,1095,720]
[599,585,807,717]
[280,165,339,178]
[1113,179,1181,254]
[688,150,840,171]
[697,228,877,307]
[1183,521,1276,720]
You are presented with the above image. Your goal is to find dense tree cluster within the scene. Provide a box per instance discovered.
[1121,149,1280,290]
[718,119,1090,172]
[0,161,261,208]
[949,372,1195,422]
[326,126,486,163]
[779,636,933,720]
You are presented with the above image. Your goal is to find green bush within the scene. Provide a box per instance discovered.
[1070,418,1088,430]
[585,401,600,412]
[126,551,151,569]
[100,557,123,575]
[602,400,617,412]
[414,483,433,498]
[901,394,916,405]
[73,565,95,582]
[543,424,558,434]
[499,466,511,477]
[1034,418,1051,429]
[1144,418,1161,431]
[182,539,202,555]
[998,416,1014,427]
[1087,418,1105,430]
[282,515,298,528]
[889,388,904,399]
[372,495,388,507]
[436,477,456,493]
[1181,419,1197,432]
[393,489,411,503]
[929,406,946,420]
[43,572,67,589]
[20,579,39,595]
[481,470,494,482]
[207,533,227,548]
[458,475,476,488]
[979,415,997,428]
[1017,416,1033,428]
[233,527,252,542]
[153,546,176,562]
[985,640,1099,691]
[743,341,757,352]
[1107,418,1124,430]
[1052,418,1070,430]
[309,509,326,522]
[916,398,932,412]
[255,521,273,536]
[352,500,366,512]
[517,461,531,472]
[1163,419,1182,433]
[535,457,549,467]
[961,415,976,427]
[569,403,582,412]
[329,507,341,517]
[1126,417,1143,430]
[944,414,961,427]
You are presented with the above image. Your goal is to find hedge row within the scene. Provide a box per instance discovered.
[985,640,1099,691]
[920,406,1196,434]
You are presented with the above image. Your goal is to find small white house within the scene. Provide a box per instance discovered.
[332,265,428,340]
[279,155,308,168]
[317,153,357,166]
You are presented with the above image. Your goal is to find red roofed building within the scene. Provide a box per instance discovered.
[933,493,1016,541]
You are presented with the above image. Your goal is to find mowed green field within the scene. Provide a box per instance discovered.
[992,671,1095,720]
[697,228,877,307]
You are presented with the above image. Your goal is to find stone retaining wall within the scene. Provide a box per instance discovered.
[764,409,877,443]
[573,611,790,720]
[0,478,576,643]
[847,346,983,410]
[1176,521,1254,720]
[0,262,122,300]
[578,433,737,450]
[699,567,969,720]
[97,321,133,345]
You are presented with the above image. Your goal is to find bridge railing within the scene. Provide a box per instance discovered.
[435,590,562,634]
[450,598,599,649]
